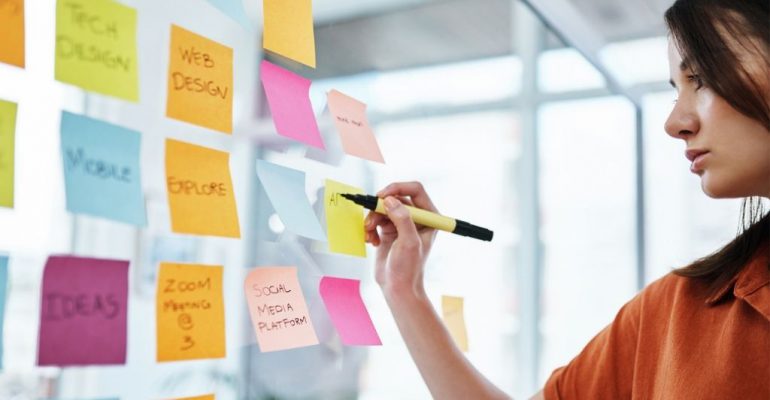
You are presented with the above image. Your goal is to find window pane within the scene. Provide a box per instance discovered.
[362,111,521,399]
[538,96,637,383]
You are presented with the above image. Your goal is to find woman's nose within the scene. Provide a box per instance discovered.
[664,98,700,140]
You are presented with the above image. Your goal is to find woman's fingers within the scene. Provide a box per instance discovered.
[382,197,420,247]
[376,182,438,213]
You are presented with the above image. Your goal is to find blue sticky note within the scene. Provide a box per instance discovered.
[256,160,326,241]
[0,256,8,370]
[60,112,147,226]
[207,0,253,30]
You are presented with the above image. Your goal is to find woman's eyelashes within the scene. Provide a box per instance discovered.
[687,74,704,90]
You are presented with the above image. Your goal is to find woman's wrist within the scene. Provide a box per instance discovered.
[381,282,430,310]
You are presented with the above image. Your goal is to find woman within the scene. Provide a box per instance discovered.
[363,0,770,398]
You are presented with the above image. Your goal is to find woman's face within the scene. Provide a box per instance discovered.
[665,39,770,199]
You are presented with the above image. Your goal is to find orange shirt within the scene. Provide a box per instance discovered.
[544,245,770,399]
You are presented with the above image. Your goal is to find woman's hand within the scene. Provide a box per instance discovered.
[364,181,439,298]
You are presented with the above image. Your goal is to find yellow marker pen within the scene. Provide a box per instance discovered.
[341,193,493,242]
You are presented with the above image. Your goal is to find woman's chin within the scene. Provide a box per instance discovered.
[699,171,744,199]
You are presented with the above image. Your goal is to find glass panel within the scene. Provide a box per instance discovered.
[538,96,637,383]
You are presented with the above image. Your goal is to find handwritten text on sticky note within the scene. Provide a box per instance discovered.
[319,277,381,345]
[165,139,240,238]
[60,111,146,226]
[327,90,384,163]
[263,0,316,68]
[55,0,138,101]
[157,263,226,362]
[0,100,17,208]
[166,25,233,134]
[0,0,24,68]
[37,256,129,366]
[260,60,324,149]
[244,266,319,352]
[324,179,366,257]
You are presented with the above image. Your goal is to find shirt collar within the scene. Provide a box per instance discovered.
[705,244,770,315]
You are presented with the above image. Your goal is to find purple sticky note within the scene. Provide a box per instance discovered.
[319,277,381,346]
[260,60,325,149]
[37,256,129,366]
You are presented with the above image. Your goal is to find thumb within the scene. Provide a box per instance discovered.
[384,196,420,246]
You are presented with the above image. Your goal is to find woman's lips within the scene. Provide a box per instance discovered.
[686,150,710,173]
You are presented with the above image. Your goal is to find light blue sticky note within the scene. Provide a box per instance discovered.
[0,255,8,370]
[207,0,253,30]
[60,112,147,226]
[257,160,326,241]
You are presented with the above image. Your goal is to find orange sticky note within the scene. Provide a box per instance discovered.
[244,266,319,352]
[166,25,233,134]
[263,0,316,68]
[171,395,215,400]
[171,396,215,400]
[156,263,226,362]
[165,139,240,238]
[442,295,469,352]
[0,0,24,68]
[327,90,384,163]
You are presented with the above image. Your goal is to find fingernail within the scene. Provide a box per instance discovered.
[385,197,397,209]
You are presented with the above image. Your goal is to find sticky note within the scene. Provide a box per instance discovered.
[165,139,240,238]
[263,0,316,68]
[324,179,366,257]
[0,256,8,369]
[244,266,319,352]
[260,60,324,149]
[60,112,146,226]
[0,0,24,68]
[256,160,325,241]
[37,256,129,366]
[327,90,384,163]
[156,263,225,362]
[0,100,17,208]
[55,0,138,101]
[441,296,468,352]
[166,25,233,134]
[172,395,215,400]
[319,277,381,346]
[207,0,251,30]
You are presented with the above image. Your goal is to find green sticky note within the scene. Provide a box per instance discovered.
[0,100,16,208]
[55,0,139,101]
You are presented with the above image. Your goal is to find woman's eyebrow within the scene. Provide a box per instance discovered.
[669,79,677,89]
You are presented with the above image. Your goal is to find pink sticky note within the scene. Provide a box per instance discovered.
[37,256,129,366]
[327,90,384,163]
[244,266,319,352]
[319,277,381,346]
[260,60,325,149]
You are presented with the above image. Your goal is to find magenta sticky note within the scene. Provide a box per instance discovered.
[260,60,325,149]
[37,256,129,366]
[319,277,381,346]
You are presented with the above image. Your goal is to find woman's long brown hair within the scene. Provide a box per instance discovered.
[664,0,770,297]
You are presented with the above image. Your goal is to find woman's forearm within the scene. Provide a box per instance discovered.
[383,286,512,400]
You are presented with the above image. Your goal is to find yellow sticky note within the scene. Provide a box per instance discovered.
[0,100,17,208]
[442,296,469,352]
[324,179,366,257]
[165,139,240,238]
[263,0,316,68]
[156,263,226,362]
[55,0,138,101]
[166,25,233,134]
[0,0,24,68]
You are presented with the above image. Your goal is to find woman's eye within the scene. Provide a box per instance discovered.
[687,74,704,90]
